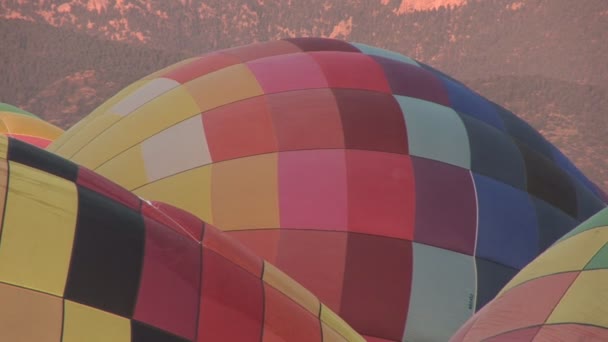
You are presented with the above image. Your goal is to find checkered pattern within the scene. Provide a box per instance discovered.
[0,102,63,148]
[48,38,608,341]
[451,207,608,341]
[0,136,362,342]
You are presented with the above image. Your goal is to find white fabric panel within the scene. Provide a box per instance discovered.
[404,243,477,342]
[142,115,211,182]
[111,78,180,116]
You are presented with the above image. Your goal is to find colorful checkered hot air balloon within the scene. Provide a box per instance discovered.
[451,207,608,341]
[0,102,63,147]
[0,136,362,342]
[48,38,607,341]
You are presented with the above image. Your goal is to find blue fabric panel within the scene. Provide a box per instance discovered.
[474,174,539,269]
[419,63,505,130]
[533,197,579,252]
[494,104,555,160]
[574,178,608,221]
[460,114,526,190]
[550,144,606,200]
[474,258,518,311]
[517,142,578,217]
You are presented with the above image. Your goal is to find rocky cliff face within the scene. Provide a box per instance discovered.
[1,0,607,188]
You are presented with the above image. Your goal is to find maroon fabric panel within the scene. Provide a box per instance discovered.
[334,88,408,154]
[412,157,477,255]
[198,249,264,342]
[373,56,450,106]
[339,233,412,341]
[134,217,201,340]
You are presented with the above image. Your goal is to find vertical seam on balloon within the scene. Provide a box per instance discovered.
[318,303,324,342]
[0,159,9,247]
[60,298,66,341]
[470,169,480,312]
[193,222,204,342]
[259,261,266,342]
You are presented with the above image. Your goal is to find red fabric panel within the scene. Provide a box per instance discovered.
[247,53,328,94]
[485,326,541,341]
[76,167,141,210]
[6,134,51,148]
[203,224,263,278]
[228,229,281,265]
[334,89,408,154]
[198,249,264,342]
[146,201,204,241]
[275,230,348,311]
[346,150,415,240]
[268,89,345,151]
[163,53,241,84]
[221,40,302,62]
[339,234,412,341]
[203,96,277,162]
[262,284,322,342]
[134,217,201,340]
[310,51,391,93]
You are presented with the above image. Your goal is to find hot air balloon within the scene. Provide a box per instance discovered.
[48,37,607,341]
[451,207,608,341]
[0,102,63,147]
[0,135,362,342]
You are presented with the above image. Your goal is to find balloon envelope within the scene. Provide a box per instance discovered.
[0,136,361,342]
[48,37,607,341]
[451,207,608,341]
[0,102,63,147]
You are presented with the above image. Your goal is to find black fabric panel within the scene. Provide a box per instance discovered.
[575,179,608,221]
[517,142,578,217]
[283,37,360,52]
[65,186,145,317]
[533,197,579,252]
[7,137,78,181]
[475,258,518,311]
[131,321,191,342]
[494,104,555,160]
[459,114,526,190]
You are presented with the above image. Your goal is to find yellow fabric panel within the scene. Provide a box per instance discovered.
[134,165,213,222]
[0,162,78,296]
[143,57,199,80]
[263,261,320,315]
[320,304,366,342]
[52,113,123,159]
[49,79,149,153]
[0,135,7,159]
[0,114,63,139]
[70,85,201,169]
[186,63,263,113]
[95,144,148,190]
[547,270,608,328]
[0,160,7,238]
[211,154,279,230]
[501,228,608,293]
[0,282,63,342]
[63,301,131,342]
